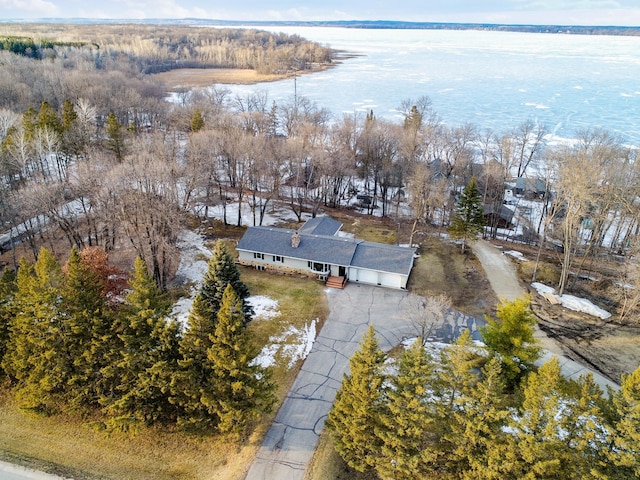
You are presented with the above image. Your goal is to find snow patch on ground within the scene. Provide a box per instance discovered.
[247,295,280,320]
[531,282,612,319]
[171,230,211,326]
[505,250,528,262]
[251,319,317,369]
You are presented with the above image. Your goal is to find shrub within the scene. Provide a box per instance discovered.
[518,261,560,285]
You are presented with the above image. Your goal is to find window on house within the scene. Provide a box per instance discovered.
[253,252,264,260]
[310,262,327,272]
[273,255,283,263]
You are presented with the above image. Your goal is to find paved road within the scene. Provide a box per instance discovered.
[245,284,479,480]
[471,239,619,391]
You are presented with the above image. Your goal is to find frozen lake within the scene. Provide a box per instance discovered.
[217,26,640,145]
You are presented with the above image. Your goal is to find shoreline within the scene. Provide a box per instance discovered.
[151,64,333,89]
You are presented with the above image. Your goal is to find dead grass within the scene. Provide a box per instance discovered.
[408,233,498,319]
[151,68,292,87]
[0,259,328,480]
[242,266,329,399]
[0,392,257,480]
[303,429,378,480]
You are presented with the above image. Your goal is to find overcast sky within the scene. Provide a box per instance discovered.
[1,0,640,26]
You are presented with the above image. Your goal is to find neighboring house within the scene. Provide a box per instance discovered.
[483,204,515,229]
[514,177,548,199]
[236,216,416,289]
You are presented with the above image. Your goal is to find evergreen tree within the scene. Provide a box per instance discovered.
[190,108,205,133]
[61,247,115,410]
[326,325,386,473]
[430,330,483,474]
[449,176,485,253]
[500,358,574,479]
[609,366,640,477]
[0,268,17,379]
[105,111,125,161]
[37,100,62,135]
[21,107,37,140]
[101,257,180,429]
[375,337,438,480]
[208,284,275,437]
[192,239,252,324]
[561,374,613,479]
[447,357,511,480]
[171,240,253,428]
[481,296,541,390]
[2,250,65,412]
[61,99,77,131]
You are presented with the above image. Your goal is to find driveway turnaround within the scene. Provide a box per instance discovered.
[244,284,480,480]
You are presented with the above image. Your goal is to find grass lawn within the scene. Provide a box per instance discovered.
[0,265,328,480]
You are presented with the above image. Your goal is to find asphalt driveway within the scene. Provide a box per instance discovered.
[245,283,480,480]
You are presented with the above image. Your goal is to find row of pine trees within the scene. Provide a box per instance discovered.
[327,300,640,479]
[0,240,275,437]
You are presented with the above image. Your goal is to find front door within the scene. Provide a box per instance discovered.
[339,266,346,277]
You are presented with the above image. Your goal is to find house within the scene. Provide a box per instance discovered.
[514,177,548,199]
[236,216,416,289]
[483,204,515,229]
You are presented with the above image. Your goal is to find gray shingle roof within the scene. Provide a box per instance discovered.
[351,242,416,276]
[238,223,416,277]
[237,226,360,266]
[298,216,342,236]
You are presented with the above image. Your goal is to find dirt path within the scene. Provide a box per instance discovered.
[471,239,619,390]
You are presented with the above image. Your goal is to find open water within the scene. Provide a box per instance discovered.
[220,26,640,146]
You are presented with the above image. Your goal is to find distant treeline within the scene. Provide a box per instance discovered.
[0,35,97,59]
[180,19,640,37]
[0,23,336,75]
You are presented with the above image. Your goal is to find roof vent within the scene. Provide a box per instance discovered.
[291,231,301,248]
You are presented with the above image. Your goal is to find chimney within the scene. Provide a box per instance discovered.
[291,231,301,248]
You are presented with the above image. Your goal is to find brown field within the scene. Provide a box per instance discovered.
[152,64,333,89]
[152,68,291,88]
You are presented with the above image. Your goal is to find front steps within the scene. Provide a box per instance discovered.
[326,275,348,289]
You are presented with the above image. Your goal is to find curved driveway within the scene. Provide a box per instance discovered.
[471,239,618,390]
[245,283,479,480]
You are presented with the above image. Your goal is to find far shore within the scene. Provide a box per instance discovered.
[151,64,331,89]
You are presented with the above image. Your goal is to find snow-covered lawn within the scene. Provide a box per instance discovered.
[531,282,612,320]
[251,320,317,369]
[246,295,280,320]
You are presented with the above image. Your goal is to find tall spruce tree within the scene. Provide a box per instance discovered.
[500,358,573,479]
[101,257,180,429]
[172,240,252,429]
[2,250,65,412]
[190,108,205,133]
[326,325,386,473]
[61,247,115,411]
[610,366,640,477]
[208,284,275,437]
[449,176,485,253]
[0,268,17,379]
[481,296,541,390]
[375,337,438,480]
[105,111,125,161]
[192,239,252,323]
[445,357,511,480]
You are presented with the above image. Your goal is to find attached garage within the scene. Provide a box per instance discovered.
[349,242,415,289]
